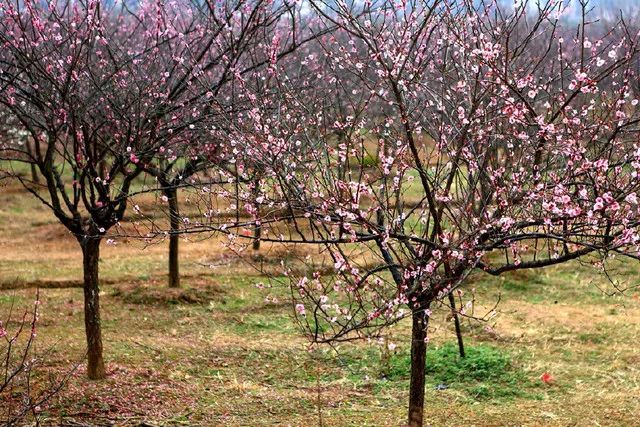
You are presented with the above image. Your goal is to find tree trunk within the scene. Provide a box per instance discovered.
[448,293,465,358]
[408,306,430,427]
[252,220,261,251]
[99,160,107,181]
[25,141,39,185]
[252,181,261,251]
[166,187,181,288]
[252,202,261,251]
[80,236,106,380]
[30,163,40,185]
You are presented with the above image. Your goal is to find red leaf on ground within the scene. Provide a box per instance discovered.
[540,372,554,384]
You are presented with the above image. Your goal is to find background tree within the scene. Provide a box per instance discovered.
[138,0,313,285]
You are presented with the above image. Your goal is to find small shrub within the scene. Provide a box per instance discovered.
[361,154,379,167]
[348,153,379,168]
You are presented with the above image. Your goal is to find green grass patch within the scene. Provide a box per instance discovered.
[577,333,606,344]
[383,343,538,401]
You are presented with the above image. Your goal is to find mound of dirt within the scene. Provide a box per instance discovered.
[0,278,121,290]
[111,279,224,305]
[0,278,82,290]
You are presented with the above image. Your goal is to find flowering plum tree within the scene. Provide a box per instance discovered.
[218,0,640,424]
[138,0,313,286]
[0,0,298,378]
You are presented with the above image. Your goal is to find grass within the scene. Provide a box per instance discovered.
[2,182,640,425]
[424,343,536,400]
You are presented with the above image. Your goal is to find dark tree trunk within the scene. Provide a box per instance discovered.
[252,221,261,250]
[30,163,39,185]
[252,182,261,251]
[252,203,261,251]
[408,306,430,427]
[448,292,465,358]
[99,161,107,182]
[166,187,181,288]
[80,236,106,380]
[25,142,39,185]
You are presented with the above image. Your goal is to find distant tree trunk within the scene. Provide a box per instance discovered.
[25,141,39,185]
[252,181,261,251]
[99,161,107,181]
[448,293,465,358]
[80,236,105,380]
[30,163,39,185]
[408,304,430,427]
[253,218,261,250]
[165,186,181,288]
